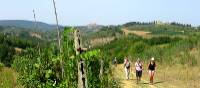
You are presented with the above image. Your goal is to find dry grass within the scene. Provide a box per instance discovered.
[90,37,115,47]
[14,47,23,54]
[141,63,200,88]
[112,63,200,88]
[29,32,42,39]
[122,28,151,37]
[0,67,22,88]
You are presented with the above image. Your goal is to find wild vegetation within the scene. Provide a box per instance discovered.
[9,27,117,88]
[0,33,40,67]
[94,22,200,87]
[0,21,200,88]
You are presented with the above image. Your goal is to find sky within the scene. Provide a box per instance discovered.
[0,0,199,26]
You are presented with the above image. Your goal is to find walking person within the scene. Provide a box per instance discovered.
[135,58,143,84]
[124,57,130,79]
[148,57,156,85]
[113,57,117,66]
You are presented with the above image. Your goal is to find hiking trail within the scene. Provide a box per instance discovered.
[113,64,168,88]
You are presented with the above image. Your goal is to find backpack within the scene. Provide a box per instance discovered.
[125,62,130,69]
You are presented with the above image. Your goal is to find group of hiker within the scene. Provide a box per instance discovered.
[113,57,156,85]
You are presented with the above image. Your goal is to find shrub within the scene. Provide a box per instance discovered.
[131,41,148,54]
[0,62,4,70]
[145,36,181,45]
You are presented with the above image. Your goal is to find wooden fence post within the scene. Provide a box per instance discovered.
[74,30,88,88]
[78,59,88,88]
[99,59,104,78]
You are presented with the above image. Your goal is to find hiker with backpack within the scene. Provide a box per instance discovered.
[135,58,143,84]
[124,57,130,79]
[148,57,156,84]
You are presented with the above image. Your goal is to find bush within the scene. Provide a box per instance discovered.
[0,62,4,70]
[12,48,68,88]
[131,41,148,54]
[0,44,15,67]
[145,36,181,45]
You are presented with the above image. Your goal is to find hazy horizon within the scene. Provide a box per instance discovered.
[0,0,199,26]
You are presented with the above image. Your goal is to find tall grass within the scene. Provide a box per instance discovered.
[99,34,200,67]
[0,68,21,88]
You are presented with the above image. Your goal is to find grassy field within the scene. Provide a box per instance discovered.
[0,67,22,88]
[155,64,200,88]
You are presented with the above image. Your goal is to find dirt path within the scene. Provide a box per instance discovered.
[113,64,166,88]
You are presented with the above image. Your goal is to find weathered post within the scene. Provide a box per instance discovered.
[99,59,104,78]
[52,0,62,53]
[32,9,41,56]
[52,0,64,79]
[74,30,81,55]
[74,30,88,88]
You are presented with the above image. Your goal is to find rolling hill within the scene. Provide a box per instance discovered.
[0,20,63,31]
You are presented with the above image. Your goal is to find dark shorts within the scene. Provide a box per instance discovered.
[136,70,142,77]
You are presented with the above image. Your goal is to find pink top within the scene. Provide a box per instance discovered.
[135,62,142,71]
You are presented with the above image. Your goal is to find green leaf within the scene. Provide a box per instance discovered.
[45,70,52,79]
[34,63,40,68]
